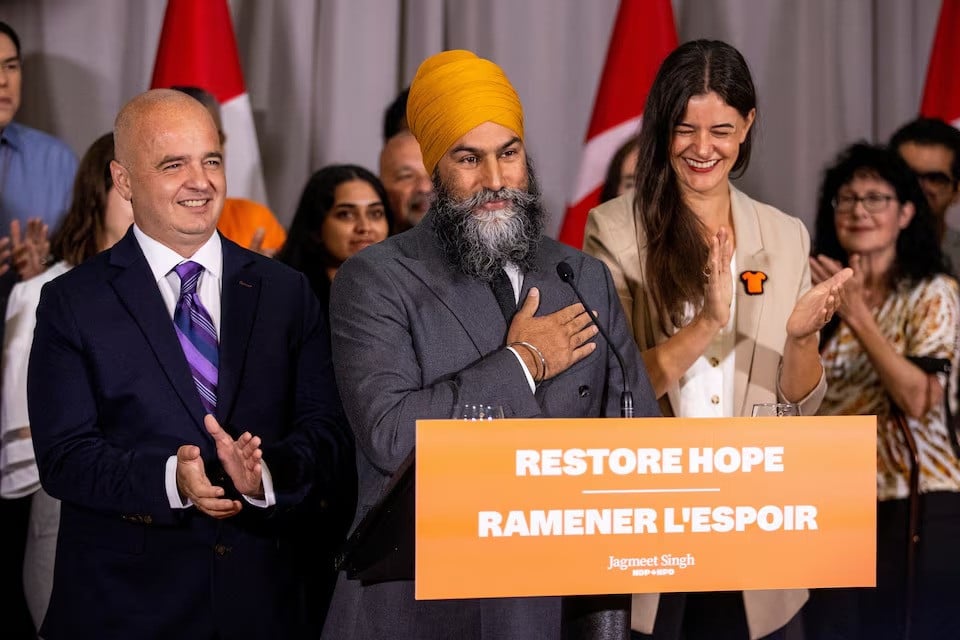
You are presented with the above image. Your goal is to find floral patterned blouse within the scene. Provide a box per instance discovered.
[819,274,960,500]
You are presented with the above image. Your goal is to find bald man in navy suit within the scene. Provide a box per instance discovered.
[28,89,347,640]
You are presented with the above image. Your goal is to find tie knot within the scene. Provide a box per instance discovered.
[174,261,203,296]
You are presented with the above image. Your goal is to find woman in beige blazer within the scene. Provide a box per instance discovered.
[584,40,851,640]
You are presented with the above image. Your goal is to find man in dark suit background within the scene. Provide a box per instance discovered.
[321,49,660,640]
[27,89,346,639]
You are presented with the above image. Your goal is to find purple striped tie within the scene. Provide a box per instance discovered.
[173,261,218,414]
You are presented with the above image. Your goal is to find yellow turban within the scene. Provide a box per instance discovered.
[407,49,524,175]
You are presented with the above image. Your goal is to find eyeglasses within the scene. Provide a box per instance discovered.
[832,193,897,214]
[915,171,955,188]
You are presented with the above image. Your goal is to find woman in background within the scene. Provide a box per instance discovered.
[276,163,393,634]
[599,133,640,204]
[806,142,960,639]
[584,39,850,640]
[278,164,393,307]
[0,132,133,631]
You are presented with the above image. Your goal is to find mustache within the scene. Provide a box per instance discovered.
[457,186,537,215]
[431,159,545,281]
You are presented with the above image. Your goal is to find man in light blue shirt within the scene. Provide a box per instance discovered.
[0,21,77,276]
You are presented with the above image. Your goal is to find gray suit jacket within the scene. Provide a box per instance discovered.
[322,213,659,640]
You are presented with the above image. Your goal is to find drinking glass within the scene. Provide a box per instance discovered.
[459,404,505,420]
[751,402,800,417]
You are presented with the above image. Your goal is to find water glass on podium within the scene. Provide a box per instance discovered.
[751,402,800,417]
[459,404,504,420]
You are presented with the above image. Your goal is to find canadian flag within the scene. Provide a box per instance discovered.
[150,0,268,204]
[921,0,960,128]
[557,0,677,248]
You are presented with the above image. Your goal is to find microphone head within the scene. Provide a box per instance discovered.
[556,261,575,283]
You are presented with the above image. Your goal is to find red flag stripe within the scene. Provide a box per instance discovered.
[920,0,960,125]
[571,116,642,204]
[150,0,245,103]
[558,0,677,249]
[585,0,676,139]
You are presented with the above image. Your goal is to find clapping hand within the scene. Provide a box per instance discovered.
[10,218,51,280]
[175,442,244,519]
[788,261,854,339]
[700,226,734,329]
[174,416,264,519]
[204,414,264,499]
[810,254,874,323]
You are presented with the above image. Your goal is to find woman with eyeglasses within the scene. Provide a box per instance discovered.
[584,39,852,640]
[805,142,960,639]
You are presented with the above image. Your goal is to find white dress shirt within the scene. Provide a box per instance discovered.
[675,254,737,418]
[502,262,539,391]
[132,226,274,508]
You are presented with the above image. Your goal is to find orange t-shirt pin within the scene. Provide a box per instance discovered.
[740,270,767,295]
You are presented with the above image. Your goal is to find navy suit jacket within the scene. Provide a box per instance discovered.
[27,229,346,640]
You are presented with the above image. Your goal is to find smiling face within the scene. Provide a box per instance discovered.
[670,91,755,200]
[431,121,545,280]
[833,174,914,264]
[111,92,225,257]
[320,179,389,266]
[436,121,528,211]
[0,32,21,129]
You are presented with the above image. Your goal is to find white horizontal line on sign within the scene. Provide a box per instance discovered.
[582,488,721,494]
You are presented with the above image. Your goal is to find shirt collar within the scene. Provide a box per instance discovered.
[0,121,23,151]
[132,224,223,284]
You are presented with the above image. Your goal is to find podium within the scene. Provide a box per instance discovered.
[339,416,876,637]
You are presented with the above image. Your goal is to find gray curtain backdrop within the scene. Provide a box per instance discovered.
[2,0,946,237]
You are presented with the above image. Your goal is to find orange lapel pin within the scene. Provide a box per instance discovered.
[739,270,767,295]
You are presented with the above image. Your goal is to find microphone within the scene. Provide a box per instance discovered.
[556,261,633,418]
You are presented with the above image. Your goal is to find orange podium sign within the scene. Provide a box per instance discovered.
[414,416,876,600]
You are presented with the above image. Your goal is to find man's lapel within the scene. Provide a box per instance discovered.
[519,248,575,316]
[217,238,261,424]
[108,229,207,430]
[398,223,509,356]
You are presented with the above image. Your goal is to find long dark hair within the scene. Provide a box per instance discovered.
[813,142,948,346]
[51,132,116,266]
[636,39,757,330]
[276,164,394,305]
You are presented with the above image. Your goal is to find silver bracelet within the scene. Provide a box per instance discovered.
[509,341,547,384]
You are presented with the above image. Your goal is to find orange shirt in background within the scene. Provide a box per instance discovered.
[217,197,287,253]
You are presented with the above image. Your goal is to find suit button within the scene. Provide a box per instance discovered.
[578,385,591,398]
[142,515,153,525]
[710,395,720,405]
[214,544,231,557]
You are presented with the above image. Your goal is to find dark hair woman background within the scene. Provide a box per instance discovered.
[276,163,393,634]
[806,142,960,640]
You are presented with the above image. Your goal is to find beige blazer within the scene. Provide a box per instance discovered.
[584,185,825,639]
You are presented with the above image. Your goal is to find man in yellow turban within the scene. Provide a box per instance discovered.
[322,50,660,640]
